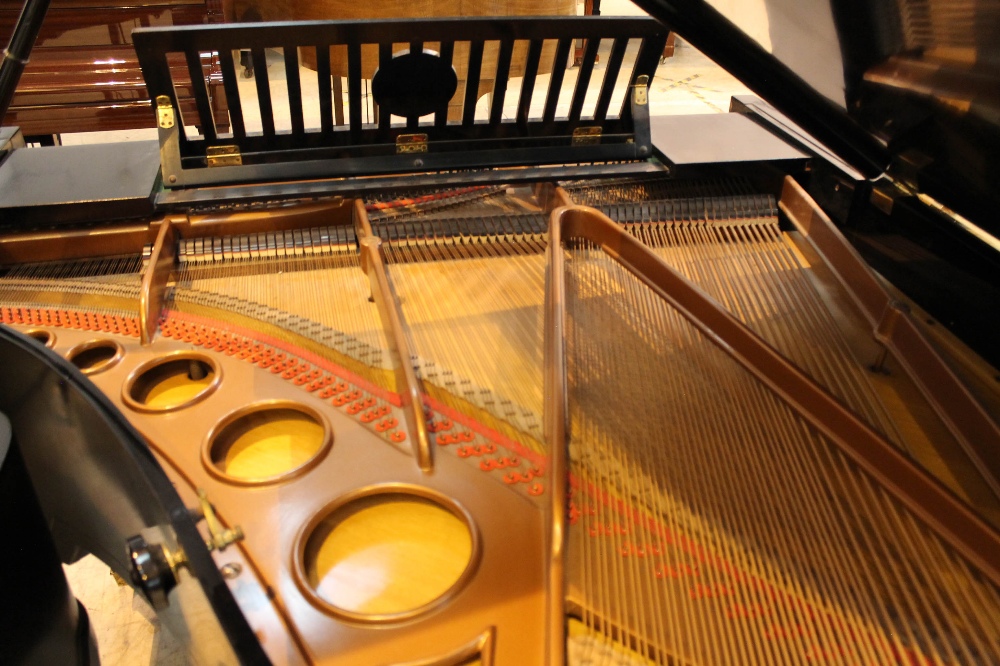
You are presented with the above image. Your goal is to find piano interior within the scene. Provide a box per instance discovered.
[0,4,999,665]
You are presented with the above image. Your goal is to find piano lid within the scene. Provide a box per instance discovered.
[632,0,1000,239]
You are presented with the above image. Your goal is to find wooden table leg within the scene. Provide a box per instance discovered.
[332,76,344,126]
[662,32,677,60]
[575,0,600,66]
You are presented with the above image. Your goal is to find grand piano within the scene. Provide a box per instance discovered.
[0,0,998,664]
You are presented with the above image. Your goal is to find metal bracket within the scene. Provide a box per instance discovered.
[869,183,896,216]
[126,534,186,610]
[155,95,175,129]
[870,300,910,372]
[629,74,652,156]
[206,145,242,168]
[125,489,243,611]
[196,488,244,552]
[633,74,649,106]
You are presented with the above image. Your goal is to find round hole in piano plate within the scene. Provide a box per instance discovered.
[295,485,479,623]
[24,328,55,348]
[67,339,123,375]
[122,352,220,413]
[204,401,331,485]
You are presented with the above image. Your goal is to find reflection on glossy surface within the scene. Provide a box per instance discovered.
[306,494,472,617]
[0,0,228,135]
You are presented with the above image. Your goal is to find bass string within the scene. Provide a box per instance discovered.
[562,240,1000,664]
[0,253,143,317]
[635,217,901,447]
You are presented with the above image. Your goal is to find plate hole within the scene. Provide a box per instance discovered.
[209,406,327,482]
[25,329,54,347]
[303,492,473,619]
[125,355,219,412]
[68,340,121,375]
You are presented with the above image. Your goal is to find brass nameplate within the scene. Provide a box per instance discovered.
[572,127,602,146]
[397,134,429,154]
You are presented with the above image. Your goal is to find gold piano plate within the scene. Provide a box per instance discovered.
[123,352,220,413]
[67,339,124,376]
[2,174,999,664]
[24,328,56,348]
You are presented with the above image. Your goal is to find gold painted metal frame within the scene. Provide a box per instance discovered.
[141,216,179,345]
[392,627,496,666]
[23,327,56,348]
[353,199,434,472]
[543,191,572,666]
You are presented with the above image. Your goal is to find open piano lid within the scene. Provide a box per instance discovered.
[628,0,1000,373]
[633,0,1000,237]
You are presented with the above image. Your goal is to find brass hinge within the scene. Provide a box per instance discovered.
[206,145,242,168]
[397,133,428,154]
[572,126,602,146]
[633,74,649,106]
[155,95,175,129]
